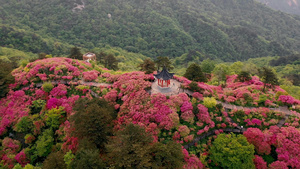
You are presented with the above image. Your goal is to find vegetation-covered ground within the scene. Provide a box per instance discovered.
[1,57,300,168]
[2,0,300,61]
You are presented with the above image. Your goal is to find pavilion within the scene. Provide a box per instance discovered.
[154,67,174,88]
[83,52,96,62]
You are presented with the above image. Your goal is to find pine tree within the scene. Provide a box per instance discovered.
[70,98,115,149]
[259,67,279,92]
[150,141,184,169]
[70,149,106,169]
[69,46,82,60]
[0,59,15,98]
[96,51,106,64]
[237,71,252,82]
[184,63,207,82]
[138,58,156,74]
[106,124,154,168]
[43,151,67,169]
[155,56,173,71]
[104,54,118,70]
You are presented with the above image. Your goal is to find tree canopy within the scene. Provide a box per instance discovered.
[155,56,173,71]
[70,98,115,149]
[69,46,82,60]
[184,63,207,82]
[0,59,15,98]
[259,67,279,91]
[104,54,118,70]
[138,58,156,74]
[209,133,255,169]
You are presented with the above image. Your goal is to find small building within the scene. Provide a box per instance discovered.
[154,67,174,88]
[83,52,96,62]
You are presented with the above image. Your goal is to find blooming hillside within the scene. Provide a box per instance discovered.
[1,57,300,168]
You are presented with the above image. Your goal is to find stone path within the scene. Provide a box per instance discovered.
[217,101,295,116]
[78,80,111,87]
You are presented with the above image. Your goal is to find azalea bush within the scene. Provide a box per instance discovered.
[217,75,300,108]
[229,108,284,129]
[12,57,92,87]
[244,126,300,168]
[2,57,300,168]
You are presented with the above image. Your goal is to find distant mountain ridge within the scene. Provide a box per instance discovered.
[256,0,300,15]
[1,0,300,61]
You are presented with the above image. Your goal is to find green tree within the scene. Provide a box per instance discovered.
[200,59,216,73]
[155,56,174,71]
[209,133,255,169]
[70,98,115,149]
[35,129,54,157]
[43,151,67,169]
[259,67,279,92]
[104,54,118,70]
[230,61,244,74]
[138,58,156,74]
[70,149,106,169]
[106,123,153,168]
[184,63,207,82]
[212,64,231,85]
[237,71,252,82]
[0,59,15,98]
[95,51,106,64]
[150,141,184,169]
[69,46,82,60]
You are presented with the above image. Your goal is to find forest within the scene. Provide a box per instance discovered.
[1,0,300,61]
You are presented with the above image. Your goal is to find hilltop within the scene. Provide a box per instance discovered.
[0,57,300,168]
[2,0,300,61]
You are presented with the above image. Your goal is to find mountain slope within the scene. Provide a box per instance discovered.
[1,0,300,61]
[256,0,300,15]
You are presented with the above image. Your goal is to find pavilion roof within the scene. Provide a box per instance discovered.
[154,67,174,80]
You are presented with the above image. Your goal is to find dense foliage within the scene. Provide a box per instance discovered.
[0,59,15,98]
[256,0,300,15]
[184,63,207,82]
[1,0,300,61]
[209,133,255,169]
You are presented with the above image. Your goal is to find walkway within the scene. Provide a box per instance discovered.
[23,78,299,149]
[217,101,295,116]
[78,80,111,87]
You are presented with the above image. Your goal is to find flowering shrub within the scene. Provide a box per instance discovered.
[15,151,29,167]
[229,108,283,129]
[0,90,33,135]
[12,57,90,86]
[253,155,267,169]
[2,57,300,168]
[82,70,100,82]
[243,127,300,168]
[178,125,191,137]
[243,128,271,155]
[278,95,297,106]
[182,148,204,169]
